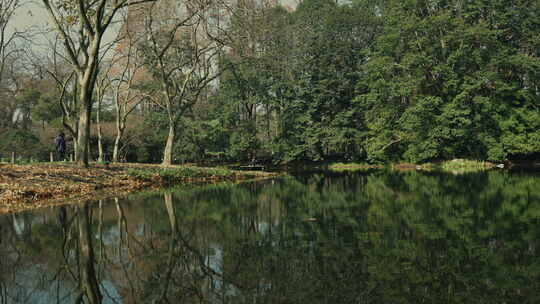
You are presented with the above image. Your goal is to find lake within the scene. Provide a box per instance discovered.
[1,169,539,303]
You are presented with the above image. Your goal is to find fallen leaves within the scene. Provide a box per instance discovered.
[0,162,279,214]
[0,163,147,214]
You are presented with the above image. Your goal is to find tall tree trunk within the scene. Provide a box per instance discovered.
[112,133,122,163]
[62,78,79,161]
[113,113,124,162]
[162,121,176,166]
[97,99,104,163]
[73,136,78,162]
[76,44,101,167]
[76,96,92,167]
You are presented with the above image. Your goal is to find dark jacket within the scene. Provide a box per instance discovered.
[55,134,66,153]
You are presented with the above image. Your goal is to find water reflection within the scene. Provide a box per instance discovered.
[0,170,540,303]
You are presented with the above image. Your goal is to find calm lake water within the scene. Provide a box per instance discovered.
[1,169,540,303]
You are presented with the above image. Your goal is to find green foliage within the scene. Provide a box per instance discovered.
[127,166,235,184]
[211,0,377,163]
[440,159,495,172]
[0,129,47,161]
[173,117,230,163]
[159,167,199,182]
[328,162,378,171]
[15,88,41,129]
[126,169,154,181]
[129,112,168,163]
[31,93,63,126]
[354,0,540,162]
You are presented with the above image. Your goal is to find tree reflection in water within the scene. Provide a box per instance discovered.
[0,170,539,303]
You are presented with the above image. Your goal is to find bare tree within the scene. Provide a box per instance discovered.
[95,69,111,163]
[0,0,21,85]
[40,0,157,167]
[140,0,224,165]
[108,15,147,163]
[0,0,25,129]
[0,57,20,129]
[24,33,80,154]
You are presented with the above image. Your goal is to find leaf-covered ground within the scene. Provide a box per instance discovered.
[0,163,277,214]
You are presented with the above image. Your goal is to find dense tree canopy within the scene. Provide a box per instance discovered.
[1,0,539,164]
[198,0,540,164]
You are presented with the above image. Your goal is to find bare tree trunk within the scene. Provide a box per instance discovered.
[45,71,78,160]
[97,99,104,163]
[112,93,123,163]
[112,112,125,163]
[162,121,176,166]
[76,99,92,167]
[112,132,121,163]
[0,0,23,96]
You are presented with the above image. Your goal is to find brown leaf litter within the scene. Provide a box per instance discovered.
[0,163,276,214]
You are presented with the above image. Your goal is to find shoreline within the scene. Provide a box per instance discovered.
[0,162,279,214]
[2,160,539,214]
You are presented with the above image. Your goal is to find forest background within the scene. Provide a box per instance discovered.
[1,0,539,166]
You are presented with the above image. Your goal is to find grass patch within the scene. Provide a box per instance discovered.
[392,163,434,171]
[439,159,495,172]
[328,162,380,172]
[126,168,155,181]
[127,166,237,184]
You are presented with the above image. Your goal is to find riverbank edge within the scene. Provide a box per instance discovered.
[2,159,538,214]
[0,163,281,214]
[325,159,516,172]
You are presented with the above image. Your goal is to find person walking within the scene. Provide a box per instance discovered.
[54,132,67,161]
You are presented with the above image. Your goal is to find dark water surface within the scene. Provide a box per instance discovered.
[1,169,540,303]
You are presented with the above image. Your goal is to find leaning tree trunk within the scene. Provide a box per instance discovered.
[112,115,125,163]
[112,133,122,163]
[162,121,176,166]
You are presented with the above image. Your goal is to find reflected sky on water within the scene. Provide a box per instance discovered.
[1,169,540,303]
